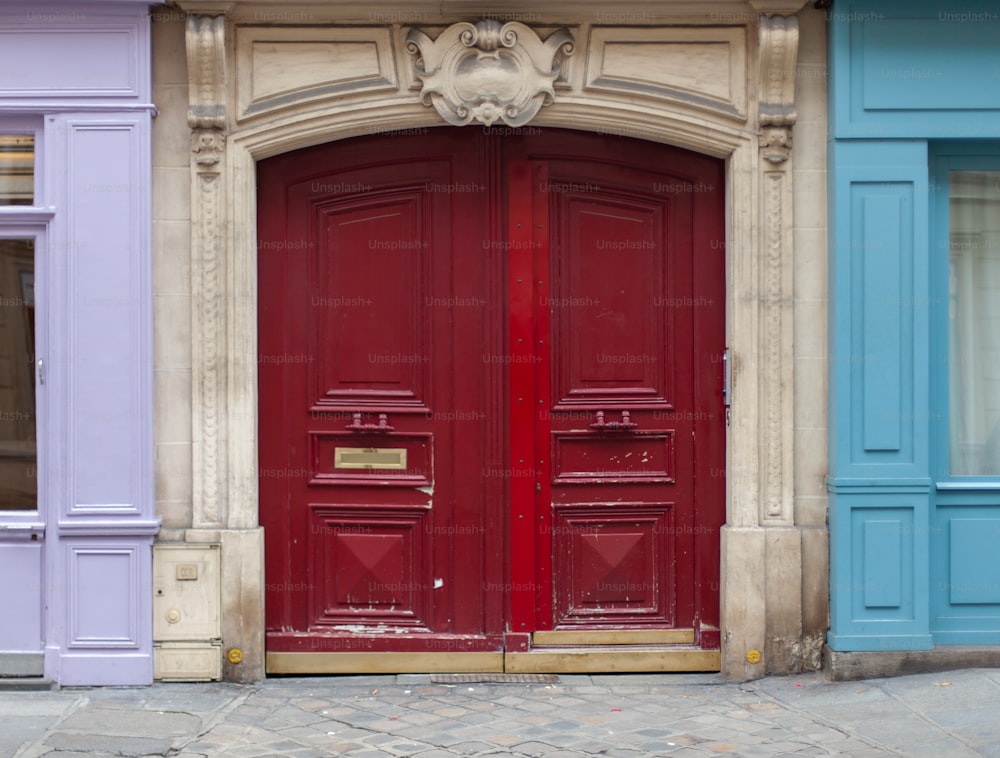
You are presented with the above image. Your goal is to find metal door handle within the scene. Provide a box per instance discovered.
[722,347,731,407]
[345,413,395,433]
[588,410,638,432]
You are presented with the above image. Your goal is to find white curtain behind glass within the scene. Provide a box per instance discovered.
[950,171,1000,475]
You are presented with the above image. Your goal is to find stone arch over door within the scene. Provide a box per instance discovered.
[177,1,813,681]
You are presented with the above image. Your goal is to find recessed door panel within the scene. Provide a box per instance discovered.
[309,506,432,626]
[315,196,429,401]
[554,195,669,403]
[555,505,674,624]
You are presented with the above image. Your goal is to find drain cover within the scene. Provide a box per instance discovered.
[430,673,560,684]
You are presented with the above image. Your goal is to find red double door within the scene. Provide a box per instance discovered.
[258,128,725,672]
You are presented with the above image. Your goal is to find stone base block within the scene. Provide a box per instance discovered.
[824,644,1000,681]
[154,642,222,681]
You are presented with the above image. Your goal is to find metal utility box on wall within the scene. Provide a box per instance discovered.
[153,544,222,681]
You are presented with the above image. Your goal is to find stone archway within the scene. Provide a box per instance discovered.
[176,0,816,681]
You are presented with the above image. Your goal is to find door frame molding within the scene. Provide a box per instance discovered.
[177,1,811,680]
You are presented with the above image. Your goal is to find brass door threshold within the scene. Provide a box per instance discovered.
[267,651,504,675]
[269,648,719,675]
[505,646,721,673]
[532,629,695,646]
[267,634,719,675]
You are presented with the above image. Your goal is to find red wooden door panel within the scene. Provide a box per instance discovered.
[259,128,725,663]
[506,131,725,645]
[258,129,505,654]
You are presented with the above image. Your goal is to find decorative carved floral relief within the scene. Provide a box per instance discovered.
[760,126,792,164]
[191,128,226,167]
[406,20,574,127]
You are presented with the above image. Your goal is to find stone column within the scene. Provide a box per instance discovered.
[187,12,227,531]
[723,2,808,678]
[184,8,265,682]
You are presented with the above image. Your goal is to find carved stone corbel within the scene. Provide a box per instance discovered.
[406,19,574,127]
[757,14,799,164]
[187,14,226,132]
[186,12,228,529]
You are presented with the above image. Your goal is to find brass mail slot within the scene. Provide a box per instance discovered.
[334,447,408,470]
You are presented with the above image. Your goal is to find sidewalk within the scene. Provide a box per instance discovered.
[3,668,1000,757]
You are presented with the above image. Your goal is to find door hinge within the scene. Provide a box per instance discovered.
[37,357,44,385]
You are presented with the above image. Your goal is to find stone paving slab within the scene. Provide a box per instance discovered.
[2,669,1000,756]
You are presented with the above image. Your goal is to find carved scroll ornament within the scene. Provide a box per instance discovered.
[406,20,574,127]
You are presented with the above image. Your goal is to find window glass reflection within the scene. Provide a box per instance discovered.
[949,170,1000,475]
[0,239,36,509]
[0,135,34,206]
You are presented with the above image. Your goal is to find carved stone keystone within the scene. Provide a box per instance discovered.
[406,20,574,127]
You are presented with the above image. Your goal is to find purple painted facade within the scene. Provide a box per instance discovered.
[0,0,158,685]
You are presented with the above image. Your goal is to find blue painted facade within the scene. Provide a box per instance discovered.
[829,0,1000,650]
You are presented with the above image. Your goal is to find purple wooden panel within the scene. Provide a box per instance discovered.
[69,546,137,645]
[0,29,137,97]
[66,120,147,512]
[45,112,155,683]
[51,537,154,686]
[0,4,154,104]
[0,541,42,650]
[57,652,152,685]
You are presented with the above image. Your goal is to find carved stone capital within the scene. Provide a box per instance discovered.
[758,14,799,163]
[406,19,574,127]
[186,13,227,130]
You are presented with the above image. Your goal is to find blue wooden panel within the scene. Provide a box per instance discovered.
[862,22,1000,112]
[931,497,1000,642]
[829,141,930,482]
[831,0,1000,138]
[949,519,1000,604]
[852,508,913,620]
[861,194,902,452]
[828,491,932,651]
[863,520,902,607]
[848,179,919,469]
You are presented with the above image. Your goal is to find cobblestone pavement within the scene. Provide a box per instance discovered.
[3,668,1000,757]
